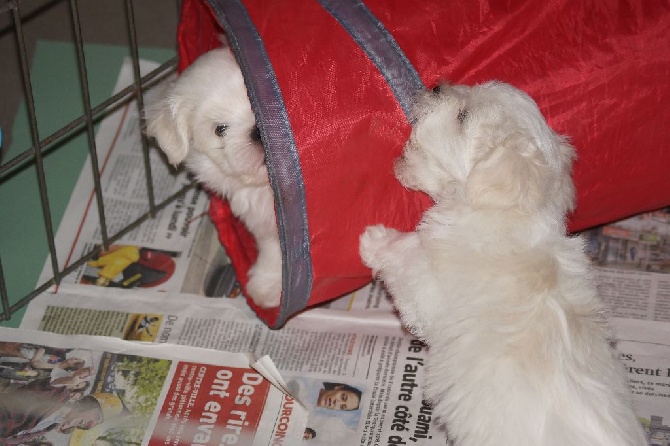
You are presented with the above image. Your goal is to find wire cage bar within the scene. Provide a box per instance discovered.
[0,0,185,322]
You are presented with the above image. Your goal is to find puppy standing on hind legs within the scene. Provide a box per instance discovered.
[146,45,282,309]
[360,82,648,445]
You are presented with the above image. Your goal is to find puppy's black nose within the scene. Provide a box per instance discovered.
[250,126,261,142]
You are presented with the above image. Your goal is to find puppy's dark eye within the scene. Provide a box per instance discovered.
[215,124,228,137]
[457,108,468,124]
[432,85,442,94]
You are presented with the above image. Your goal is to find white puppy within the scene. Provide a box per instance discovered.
[147,47,281,308]
[360,82,648,445]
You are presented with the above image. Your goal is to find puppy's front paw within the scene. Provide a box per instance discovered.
[359,224,399,271]
[246,266,282,309]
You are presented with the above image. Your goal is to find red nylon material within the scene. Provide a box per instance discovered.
[178,0,670,326]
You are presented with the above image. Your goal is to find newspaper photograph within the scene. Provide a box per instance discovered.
[21,291,449,445]
[0,327,307,445]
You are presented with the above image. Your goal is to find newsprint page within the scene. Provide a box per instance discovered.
[4,59,670,445]
[0,326,308,445]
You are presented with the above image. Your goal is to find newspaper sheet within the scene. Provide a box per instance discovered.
[24,292,670,445]
[0,326,307,445]
[21,291,448,445]
[613,318,670,445]
[36,58,218,298]
[583,209,670,321]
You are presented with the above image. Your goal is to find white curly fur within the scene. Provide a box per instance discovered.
[146,47,281,308]
[360,82,648,445]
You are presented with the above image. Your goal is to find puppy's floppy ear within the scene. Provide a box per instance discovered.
[146,92,191,165]
[465,133,550,213]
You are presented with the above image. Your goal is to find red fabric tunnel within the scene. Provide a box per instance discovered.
[177,0,670,327]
